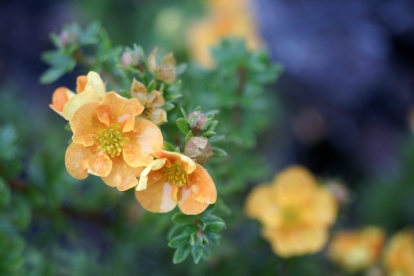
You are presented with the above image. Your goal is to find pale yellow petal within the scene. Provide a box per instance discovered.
[147,47,158,73]
[130,79,148,104]
[148,90,165,108]
[152,151,196,174]
[150,108,167,126]
[63,89,103,121]
[136,158,167,191]
[84,71,106,97]
[303,187,337,226]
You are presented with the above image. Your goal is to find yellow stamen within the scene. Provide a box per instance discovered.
[141,103,154,119]
[96,124,129,157]
[165,163,188,188]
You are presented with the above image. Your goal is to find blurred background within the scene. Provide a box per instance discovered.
[1,0,414,275]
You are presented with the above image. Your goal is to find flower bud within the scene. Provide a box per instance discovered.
[184,137,213,165]
[122,50,140,67]
[187,110,207,135]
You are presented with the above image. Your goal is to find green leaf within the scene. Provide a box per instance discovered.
[163,141,176,151]
[202,131,216,138]
[176,118,190,134]
[206,221,226,232]
[176,63,187,75]
[172,213,196,225]
[168,234,190,248]
[185,131,193,143]
[180,107,187,118]
[173,245,191,264]
[212,147,228,157]
[191,243,203,264]
[147,80,157,92]
[209,134,225,143]
[79,21,101,45]
[119,91,131,99]
[0,177,10,205]
[163,102,175,112]
[39,67,67,84]
[202,246,211,260]
[206,120,218,132]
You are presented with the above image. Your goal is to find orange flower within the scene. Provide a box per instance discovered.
[245,166,337,257]
[130,79,167,125]
[327,227,385,272]
[135,150,217,215]
[383,228,414,276]
[49,71,106,120]
[186,0,262,68]
[65,92,163,191]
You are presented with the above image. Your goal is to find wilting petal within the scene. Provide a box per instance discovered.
[95,92,144,132]
[102,156,144,191]
[303,187,337,226]
[272,166,317,206]
[76,75,88,93]
[245,184,282,228]
[148,90,165,108]
[177,186,209,215]
[70,102,105,146]
[83,71,106,97]
[63,89,103,121]
[136,158,166,191]
[263,226,328,257]
[153,151,196,174]
[161,52,176,68]
[135,177,178,213]
[123,119,163,167]
[149,108,167,126]
[147,47,158,73]
[189,164,216,205]
[130,79,148,104]
[49,87,75,116]
[65,143,112,179]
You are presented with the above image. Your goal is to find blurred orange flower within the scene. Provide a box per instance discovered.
[383,228,414,276]
[135,150,217,215]
[327,227,385,272]
[130,79,167,125]
[245,166,337,257]
[49,71,106,120]
[186,0,262,68]
[65,92,163,191]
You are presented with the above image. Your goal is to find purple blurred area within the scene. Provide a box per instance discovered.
[256,0,414,180]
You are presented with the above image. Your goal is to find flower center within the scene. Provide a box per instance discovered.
[165,163,188,188]
[141,103,153,119]
[96,124,129,157]
[282,206,300,224]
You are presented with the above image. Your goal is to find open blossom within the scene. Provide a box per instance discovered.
[65,92,163,191]
[130,79,167,125]
[186,0,262,68]
[245,166,337,257]
[328,227,385,272]
[49,71,106,120]
[135,150,217,215]
[383,228,414,276]
[147,47,177,83]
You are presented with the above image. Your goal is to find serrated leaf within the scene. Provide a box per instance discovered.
[172,213,196,225]
[191,244,203,264]
[173,245,191,264]
[212,147,228,157]
[176,118,190,134]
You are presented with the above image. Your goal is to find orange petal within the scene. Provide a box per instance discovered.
[272,165,318,206]
[65,143,112,179]
[189,164,217,205]
[70,102,105,146]
[245,184,282,228]
[63,89,103,121]
[95,92,144,132]
[76,75,88,93]
[123,119,163,167]
[101,155,144,191]
[302,187,337,226]
[153,151,196,174]
[135,174,178,213]
[177,186,209,215]
[49,87,75,116]
[263,226,328,257]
